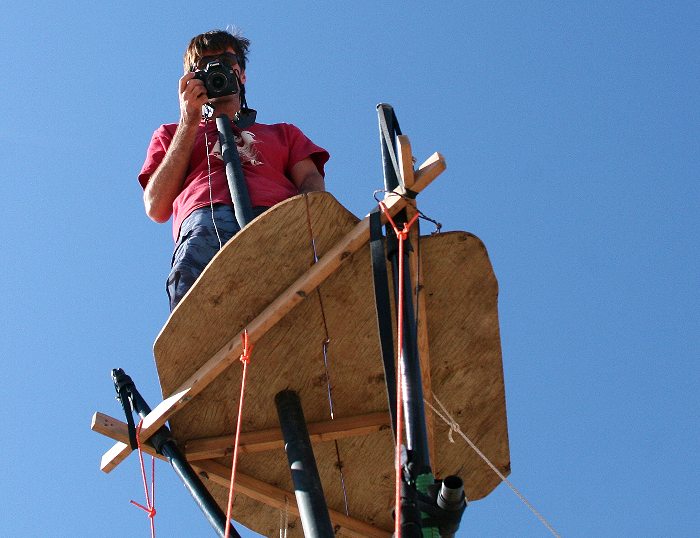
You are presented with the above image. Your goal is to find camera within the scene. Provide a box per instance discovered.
[193,59,239,98]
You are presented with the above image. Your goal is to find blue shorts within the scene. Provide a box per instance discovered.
[166,204,268,311]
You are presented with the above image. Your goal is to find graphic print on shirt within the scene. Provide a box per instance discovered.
[210,131,262,166]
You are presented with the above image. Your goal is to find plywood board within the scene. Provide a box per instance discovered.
[153,192,509,536]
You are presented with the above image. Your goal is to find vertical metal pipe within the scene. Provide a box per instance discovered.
[160,442,239,538]
[377,103,400,192]
[216,114,254,229]
[275,390,335,538]
[376,104,432,472]
[393,258,431,472]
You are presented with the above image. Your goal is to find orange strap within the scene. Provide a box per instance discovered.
[224,329,254,538]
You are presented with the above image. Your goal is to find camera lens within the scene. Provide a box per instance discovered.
[209,73,228,91]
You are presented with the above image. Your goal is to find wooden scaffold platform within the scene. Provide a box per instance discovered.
[92,109,509,537]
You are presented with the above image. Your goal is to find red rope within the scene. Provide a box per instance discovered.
[130,420,156,538]
[379,202,420,538]
[224,329,254,538]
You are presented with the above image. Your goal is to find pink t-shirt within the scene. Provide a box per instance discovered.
[138,120,329,241]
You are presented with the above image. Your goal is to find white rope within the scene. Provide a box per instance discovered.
[424,393,561,538]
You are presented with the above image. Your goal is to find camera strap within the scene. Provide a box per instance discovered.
[233,76,257,129]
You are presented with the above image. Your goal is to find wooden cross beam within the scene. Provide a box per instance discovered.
[184,411,391,460]
[91,413,391,537]
[92,411,390,460]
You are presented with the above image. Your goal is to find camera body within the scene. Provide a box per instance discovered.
[193,59,239,98]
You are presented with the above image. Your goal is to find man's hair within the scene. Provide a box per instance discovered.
[183,29,250,74]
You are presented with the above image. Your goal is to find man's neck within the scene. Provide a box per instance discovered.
[210,96,241,120]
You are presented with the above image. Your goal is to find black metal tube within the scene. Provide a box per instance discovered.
[377,103,400,192]
[161,442,239,537]
[124,377,240,538]
[369,209,399,439]
[437,476,466,512]
[376,104,432,473]
[399,479,423,538]
[275,390,335,538]
[216,114,254,229]
[435,476,467,537]
[389,251,431,473]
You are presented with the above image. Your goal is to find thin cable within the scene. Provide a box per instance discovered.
[333,439,350,515]
[320,339,335,419]
[424,393,561,538]
[373,190,442,234]
[304,196,351,515]
[203,115,223,250]
[278,496,289,538]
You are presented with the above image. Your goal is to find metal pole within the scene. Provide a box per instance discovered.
[393,259,431,472]
[275,390,335,538]
[376,104,431,472]
[216,114,254,229]
[113,369,240,538]
[377,103,400,192]
[378,105,469,536]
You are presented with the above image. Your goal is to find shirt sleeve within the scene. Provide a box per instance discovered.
[283,123,330,178]
[137,126,174,189]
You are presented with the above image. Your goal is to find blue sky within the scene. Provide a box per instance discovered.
[1,2,698,536]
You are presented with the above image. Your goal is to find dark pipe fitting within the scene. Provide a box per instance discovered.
[437,475,466,511]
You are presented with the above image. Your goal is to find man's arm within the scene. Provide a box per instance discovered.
[290,157,326,194]
[143,73,208,223]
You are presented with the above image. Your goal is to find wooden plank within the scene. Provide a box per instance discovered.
[99,153,446,474]
[93,412,158,456]
[184,411,391,460]
[406,152,445,194]
[166,228,508,527]
[92,413,389,537]
[397,134,415,188]
[420,232,510,497]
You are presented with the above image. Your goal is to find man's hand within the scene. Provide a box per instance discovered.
[179,72,208,126]
[142,74,207,222]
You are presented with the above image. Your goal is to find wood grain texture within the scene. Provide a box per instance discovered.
[140,192,507,536]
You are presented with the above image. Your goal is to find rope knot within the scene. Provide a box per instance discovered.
[130,500,156,516]
[240,329,253,364]
[446,416,460,444]
[378,201,420,240]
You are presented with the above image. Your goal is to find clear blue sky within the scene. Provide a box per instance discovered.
[1,2,698,537]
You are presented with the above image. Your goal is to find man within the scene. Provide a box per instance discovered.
[138,30,329,310]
